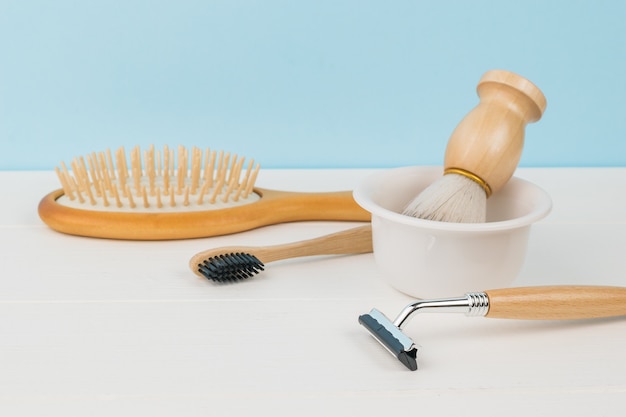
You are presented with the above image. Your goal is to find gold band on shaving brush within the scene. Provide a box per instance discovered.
[443,167,492,198]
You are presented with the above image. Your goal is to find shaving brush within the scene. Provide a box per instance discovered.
[403,70,547,223]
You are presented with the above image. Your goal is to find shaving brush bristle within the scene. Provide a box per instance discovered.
[402,173,487,223]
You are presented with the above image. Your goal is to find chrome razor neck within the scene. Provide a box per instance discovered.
[393,292,489,329]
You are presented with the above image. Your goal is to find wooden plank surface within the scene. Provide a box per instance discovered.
[1,169,625,416]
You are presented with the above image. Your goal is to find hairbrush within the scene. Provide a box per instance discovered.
[38,145,370,240]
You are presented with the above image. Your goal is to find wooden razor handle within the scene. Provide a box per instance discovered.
[485,286,626,320]
[444,70,547,195]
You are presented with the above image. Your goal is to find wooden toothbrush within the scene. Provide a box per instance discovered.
[189,224,373,282]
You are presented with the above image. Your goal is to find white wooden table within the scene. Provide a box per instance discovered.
[1,168,625,416]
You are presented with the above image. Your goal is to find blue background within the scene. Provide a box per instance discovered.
[1,0,624,170]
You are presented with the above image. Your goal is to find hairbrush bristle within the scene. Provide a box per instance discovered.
[197,253,265,282]
[54,145,261,212]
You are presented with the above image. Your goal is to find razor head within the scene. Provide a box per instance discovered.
[359,309,419,371]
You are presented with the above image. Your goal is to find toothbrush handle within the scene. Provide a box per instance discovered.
[485,286,626,320]
[188,224,373,272]
[253,224,373,263]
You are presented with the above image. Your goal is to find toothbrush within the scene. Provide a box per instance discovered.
[189,224,373,282]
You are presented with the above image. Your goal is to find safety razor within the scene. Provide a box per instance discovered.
[359,285,626,371]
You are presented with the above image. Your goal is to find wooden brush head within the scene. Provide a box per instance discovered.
[52,145,261,212]
[444,69,547,195]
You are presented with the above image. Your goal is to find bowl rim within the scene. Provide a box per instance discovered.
[353,166,552,232]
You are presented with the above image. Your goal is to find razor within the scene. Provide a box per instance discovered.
[359,285,626,371]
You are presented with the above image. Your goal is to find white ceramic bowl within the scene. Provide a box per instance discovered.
[353,166,552,298]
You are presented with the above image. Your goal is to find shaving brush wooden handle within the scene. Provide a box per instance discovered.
[444,70,547,196]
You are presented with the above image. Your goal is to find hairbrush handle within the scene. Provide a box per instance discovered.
[444,70,547,195]
[39,188,371,240]
[485,286,626,320]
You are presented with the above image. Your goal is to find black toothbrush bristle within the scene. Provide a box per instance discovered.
[197,253,265,283]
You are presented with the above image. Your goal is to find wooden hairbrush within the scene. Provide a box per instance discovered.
[38,145,370,240]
